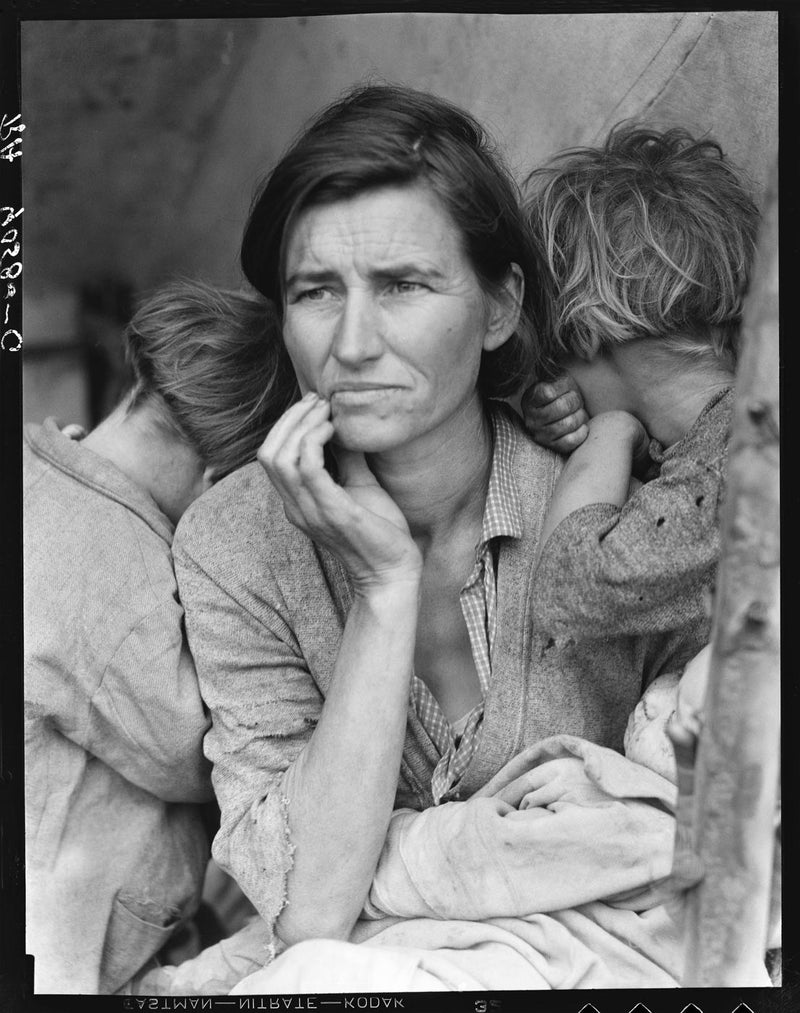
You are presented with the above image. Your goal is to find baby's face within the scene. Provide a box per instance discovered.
[624,647,713,782]
[624,671,680,781]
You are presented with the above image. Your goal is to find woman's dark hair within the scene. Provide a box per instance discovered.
[241,83,550,398]
[125,279,298,479]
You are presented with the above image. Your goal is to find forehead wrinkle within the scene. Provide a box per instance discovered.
[287,191,464,282]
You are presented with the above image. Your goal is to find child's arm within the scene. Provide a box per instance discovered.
[535,411,649,566]
[532,411,728,641]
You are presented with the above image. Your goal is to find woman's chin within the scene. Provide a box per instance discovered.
[331,416,407,455]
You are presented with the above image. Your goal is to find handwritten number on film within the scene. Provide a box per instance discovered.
[1,114,25,351]
[0,210,22,350]
[0,110,24,161]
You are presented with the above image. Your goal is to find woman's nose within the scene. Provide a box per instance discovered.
[330,291,383,366]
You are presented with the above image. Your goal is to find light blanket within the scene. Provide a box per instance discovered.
[141,735,771,993]
[232,735,692,992]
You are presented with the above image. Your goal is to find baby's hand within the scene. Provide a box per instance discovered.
[521,374,589,455]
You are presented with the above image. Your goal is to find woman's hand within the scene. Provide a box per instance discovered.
[495,757,611,811]
[521,374,589,454]
[256,391,423,944]
[258,392,422,590]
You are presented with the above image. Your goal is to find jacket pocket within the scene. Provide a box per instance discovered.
[99,894,180,994]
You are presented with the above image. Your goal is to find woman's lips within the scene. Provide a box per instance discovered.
[329,386,401,406]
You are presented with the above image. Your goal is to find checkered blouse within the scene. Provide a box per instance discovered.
[411,407,523,804]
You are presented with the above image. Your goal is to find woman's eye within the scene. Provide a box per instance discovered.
[295,287,330,303]
[391,280,426,295]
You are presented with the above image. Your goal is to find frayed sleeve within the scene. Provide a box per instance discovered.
[173,530,323,952]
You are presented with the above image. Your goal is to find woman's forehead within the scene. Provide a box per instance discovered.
[284,184,467,273]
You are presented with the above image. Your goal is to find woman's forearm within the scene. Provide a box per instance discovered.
[276,576,420,945]
[364,729,682,924]
[254,395,425,942]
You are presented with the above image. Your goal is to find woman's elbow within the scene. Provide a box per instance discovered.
[276,903,359,948]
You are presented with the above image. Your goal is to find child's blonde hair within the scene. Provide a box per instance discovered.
[525,124,760,377]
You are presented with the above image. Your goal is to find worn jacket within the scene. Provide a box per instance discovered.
[173,406,708,953]
[534,388,732,640]
[24,419,213,994]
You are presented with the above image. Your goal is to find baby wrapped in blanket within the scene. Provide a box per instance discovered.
[139,645,769,994]
[304,649,714,992]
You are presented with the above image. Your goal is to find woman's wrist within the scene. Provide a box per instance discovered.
[347,537,424,597]
[351,566,422,606]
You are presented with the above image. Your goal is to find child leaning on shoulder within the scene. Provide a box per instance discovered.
[24,280,290,994]
[521,123,760,659]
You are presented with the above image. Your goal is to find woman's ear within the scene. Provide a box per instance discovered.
[482,263,524,352]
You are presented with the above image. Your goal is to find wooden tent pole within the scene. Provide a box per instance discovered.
[680,159,780,986]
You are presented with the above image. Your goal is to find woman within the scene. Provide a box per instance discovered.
[172,86,708,980]
[24,280,289,993]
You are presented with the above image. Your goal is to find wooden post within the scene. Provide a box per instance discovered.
[680,159,780,986]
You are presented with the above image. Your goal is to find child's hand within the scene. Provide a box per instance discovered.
[58,422,87,441]
[521,374,589,455]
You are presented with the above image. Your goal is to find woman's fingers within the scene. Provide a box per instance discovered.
[260,397,330,489]
[257,395,340,523]
[259,391,322,458]
[295,436,363,525]
[257,394,421,584]
[334,447,379,488]
[290,419,360,524]
[495,767,550,806]
[266,395,331,471]
[494,758,593,808]
[506,804,554,821]
[296,420,336,483]
[518,782,564,810]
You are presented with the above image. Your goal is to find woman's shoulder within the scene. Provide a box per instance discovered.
[172,460,342,629]
[492,402,565,486]
[174,460,304,563]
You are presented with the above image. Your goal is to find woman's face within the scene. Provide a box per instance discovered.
[281,184,518,454]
